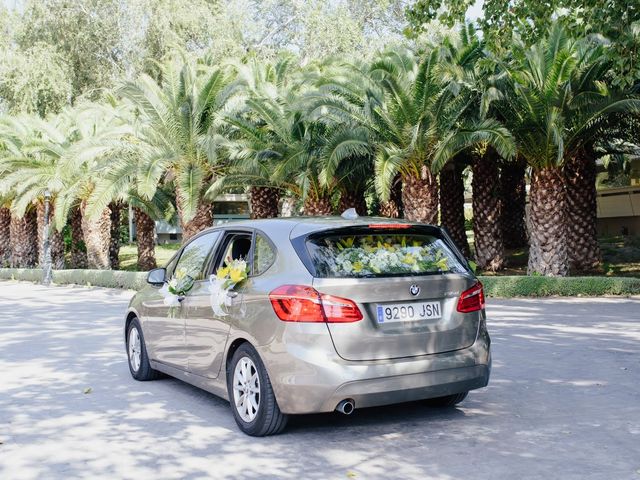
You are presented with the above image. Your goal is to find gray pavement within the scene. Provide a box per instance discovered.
[0,281,639,480]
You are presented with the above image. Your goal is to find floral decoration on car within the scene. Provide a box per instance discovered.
[320,235,455,277]
[209,259,249,316]
[159,267,195,307]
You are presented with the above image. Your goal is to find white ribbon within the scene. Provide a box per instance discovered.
[209,275,233,316]
[159,283,181,307]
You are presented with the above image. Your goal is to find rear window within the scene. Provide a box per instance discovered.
[306,231,467,278]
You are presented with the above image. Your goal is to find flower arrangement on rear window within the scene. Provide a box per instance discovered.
[324,235,453,277]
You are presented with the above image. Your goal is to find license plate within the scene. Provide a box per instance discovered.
[376,301,442,323]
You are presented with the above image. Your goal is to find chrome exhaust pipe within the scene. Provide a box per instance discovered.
[336,399,355,415]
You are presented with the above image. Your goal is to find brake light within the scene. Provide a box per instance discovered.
[457,282,485,313]
[269,285,363,323]
[368,223,411,229]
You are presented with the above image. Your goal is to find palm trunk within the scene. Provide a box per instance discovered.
[303,193,333,216]
[109,202,123,270]
[472,150,505,271]
[10,210,37,268]
[36,201,65,269]
[380,174,403,218]
[439,163,470,257]
[338,189,367,216]
[249,186,280,219]
[69,206,87,269]
[0,207,10,267]
[501,161,528,249]
[527,167,568,276]
[565,148,600,271]
[176,196,213,243]
[402,166,438,224]
[81,201,112,270]
[134,207,157,271]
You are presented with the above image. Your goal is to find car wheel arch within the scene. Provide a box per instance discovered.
[125,311,138,341]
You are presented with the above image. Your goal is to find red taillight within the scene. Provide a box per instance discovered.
[269,285,363,323]
[368,223,411,229]
[457,282,485,313]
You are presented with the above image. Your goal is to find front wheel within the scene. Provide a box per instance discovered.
[227,343,288,436]
[126,318,159,381]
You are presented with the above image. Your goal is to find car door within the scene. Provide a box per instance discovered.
[146,231,221,370]
[184,229,254,379]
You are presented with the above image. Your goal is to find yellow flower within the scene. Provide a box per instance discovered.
[229,268,245,284]
[216,266,230,280]
[436,258,449,270]
[402,254,416,265]
[174,268,187,280]
[353,261,364,273]
[340,237,355,248]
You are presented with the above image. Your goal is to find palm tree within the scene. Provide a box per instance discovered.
[0,115,60,268]
[212,56,340,217]
[439,160,470,257]
[120,59,234,241]
[308,44,514,224]
[0,202,10,267]
[503,25,640,275]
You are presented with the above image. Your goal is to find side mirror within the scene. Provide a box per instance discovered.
[147,268,166,286]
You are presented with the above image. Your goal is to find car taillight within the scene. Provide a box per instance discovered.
[457,282,485,313]
[269,285,363,323]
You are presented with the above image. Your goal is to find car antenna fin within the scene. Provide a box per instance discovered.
[341,208,358,220]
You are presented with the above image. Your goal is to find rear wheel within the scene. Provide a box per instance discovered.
[425,392,468,408]
[227,343,288,436]
[126,318,159,381]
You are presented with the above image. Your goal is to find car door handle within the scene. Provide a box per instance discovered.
[226,291,238,298]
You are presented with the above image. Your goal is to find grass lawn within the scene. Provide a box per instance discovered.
[118,243,181,271]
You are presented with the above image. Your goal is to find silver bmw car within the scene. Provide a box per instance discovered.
[124,216,491,436]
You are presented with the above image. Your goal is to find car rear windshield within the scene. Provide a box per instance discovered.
[305,230,467,278]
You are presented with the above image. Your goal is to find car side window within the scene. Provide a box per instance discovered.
[253,233,276,275]
[173,231,221,281]
[213,233,253,274]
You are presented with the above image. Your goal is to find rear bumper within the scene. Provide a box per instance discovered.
[259,320,491,414]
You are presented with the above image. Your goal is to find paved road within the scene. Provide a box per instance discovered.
[0,282,639,480]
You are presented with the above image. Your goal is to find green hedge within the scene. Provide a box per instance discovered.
[1,268,639,296]
[0,268,147,290]
[479,275,640,297]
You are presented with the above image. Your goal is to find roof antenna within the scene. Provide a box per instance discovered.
[341,208,358,220]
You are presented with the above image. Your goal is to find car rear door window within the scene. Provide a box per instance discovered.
[306,230,466,278]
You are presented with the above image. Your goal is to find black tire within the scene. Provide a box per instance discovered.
[126,318,159,381]
[425,391,468,408]
[226,343,288,436]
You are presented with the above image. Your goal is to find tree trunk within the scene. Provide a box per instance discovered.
[439,164,470,257]
[109,202,123,270]
[303,193,333,216]
[380,174,403,218]
[134,207,157,271]
[81,201,112,270]
[176,196,213,243]
[36,201,65,269]
[249,186,280,219]
[501,161,528,249]
[69,206,87,269]
[402,166,438,224]
[472,150,505,271]
[527,167,568,276]
[565,148,601,271]
[0,207,11,267]
[10,210,37,268]
[338,189,367,216]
